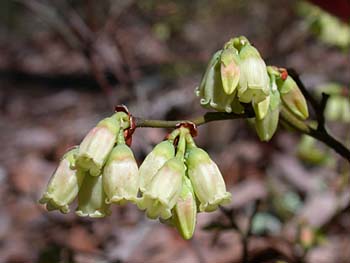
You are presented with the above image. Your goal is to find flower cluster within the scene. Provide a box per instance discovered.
[196,36,309,141]
[137,126,231,238]
[40,110,231,239]
[40,111,138,217]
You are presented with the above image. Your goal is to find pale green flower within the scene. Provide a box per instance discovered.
[76,174,111,218]
[137,157,184,219]
[39,148,85,213]
[76,114,120,176]
[186,147,231,212]
[139,140,175,193]
[102,143,139,204]
[173,176,197,240]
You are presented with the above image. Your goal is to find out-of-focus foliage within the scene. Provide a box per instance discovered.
[298,82,349,166]
[251,212,282,235]
[298,1,350,49]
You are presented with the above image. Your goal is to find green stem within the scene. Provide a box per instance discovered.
[117,128,125,144]
[185,133,197,149]
[175,128,188,160]
[133,106,350,162]
[134,111,253,128]
[278,107,350,162]
[167,129,180,142]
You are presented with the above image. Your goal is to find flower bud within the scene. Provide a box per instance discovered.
[237,45,269,104]
[39,148,85,213]
[278,76,309,120]
[76,114,120,176]
[76,174,111,218]
[137,157,185,220]
[173,176,197,240]
[102,143,139,204]
[254,73,281,141]
[139,140,175,193]
[220,48,240,95]
[255,107,280,141]
[186,147,231,212]
[196,51,235,113]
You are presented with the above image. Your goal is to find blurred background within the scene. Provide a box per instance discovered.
[0,0,350,262]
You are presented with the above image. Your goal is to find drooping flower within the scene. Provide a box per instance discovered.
[102,131,139,204]
[76,114,120,176]
[254,68,282,141]
[139,140,175,193]
[76,174,111,218]
[138,129,187,220]
[186,146,231,212]
[196,50,236,113]
[39,148,85,213]
[237,45,270,106]
[137,157,184,219]
[255,107,280,141]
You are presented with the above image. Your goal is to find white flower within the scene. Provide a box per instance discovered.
[102,144,139,204]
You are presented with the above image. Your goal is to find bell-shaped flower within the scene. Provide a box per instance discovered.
[102,142,139,204]
[76,174,111,218]
[254,70,282,141]
[39,148,85,213]
[186,147,231,212]
[220,47,241,95]
[138,130,187,220]
[255,107,280,141]
[139,140,175,193]
[76,114,120,176]
[137,157,184,220]
[172,176,197,240]
[195,50,236,113]
[237,45,269,104]
[277,76,309,120]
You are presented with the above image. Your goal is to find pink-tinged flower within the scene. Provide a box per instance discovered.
[220,47,241,95]
[76,114,119,176]
[173,176,197,239]
[139,140,175,193]
[102,144,139,204]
